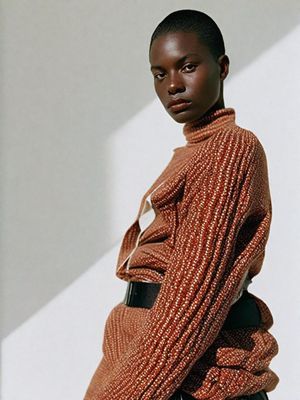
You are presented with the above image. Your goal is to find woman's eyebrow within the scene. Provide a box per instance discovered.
[150,52,199,71]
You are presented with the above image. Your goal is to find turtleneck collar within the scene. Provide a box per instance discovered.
[183,107,236,145]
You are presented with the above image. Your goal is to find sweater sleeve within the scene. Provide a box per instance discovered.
[89,134,272,400]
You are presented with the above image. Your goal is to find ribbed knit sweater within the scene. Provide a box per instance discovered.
[84,107,279,400]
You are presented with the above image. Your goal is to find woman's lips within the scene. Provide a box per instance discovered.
[168,101,192,112]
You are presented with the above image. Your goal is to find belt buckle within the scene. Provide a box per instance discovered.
[124,281,134,305]
[169,390,184,400]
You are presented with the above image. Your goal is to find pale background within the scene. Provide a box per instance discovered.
[1,1,299,399]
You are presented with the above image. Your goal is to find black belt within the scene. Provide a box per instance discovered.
[123,281,262,329]
[170,389,269,399]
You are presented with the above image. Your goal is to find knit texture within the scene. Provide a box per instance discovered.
[84,107,279,400]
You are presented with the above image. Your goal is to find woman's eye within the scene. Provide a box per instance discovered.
[154,73,165,80]
[182,64,196,72]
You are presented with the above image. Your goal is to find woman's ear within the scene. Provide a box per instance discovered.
[218,54,230,81]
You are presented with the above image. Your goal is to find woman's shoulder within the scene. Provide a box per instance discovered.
[185,125,266,186]
[228,124,268,165]
[216,123,262,149]
[205,124,266,164]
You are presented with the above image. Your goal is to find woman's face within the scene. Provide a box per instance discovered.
[149,31,228,124]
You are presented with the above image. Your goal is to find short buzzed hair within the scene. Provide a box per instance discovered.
[149,9,225,61]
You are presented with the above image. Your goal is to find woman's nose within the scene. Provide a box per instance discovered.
[168,73,185,95]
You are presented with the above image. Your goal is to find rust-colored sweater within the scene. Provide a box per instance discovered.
[84,107,279,400]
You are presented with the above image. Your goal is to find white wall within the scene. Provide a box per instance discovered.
[1,1,299,399]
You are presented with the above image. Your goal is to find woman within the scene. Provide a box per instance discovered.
[84,9,279,400]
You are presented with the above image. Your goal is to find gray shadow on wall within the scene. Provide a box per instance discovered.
[1,0,299,343]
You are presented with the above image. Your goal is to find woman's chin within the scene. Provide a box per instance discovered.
[167,109,196,124]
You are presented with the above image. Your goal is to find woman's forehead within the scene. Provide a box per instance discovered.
[149,31,210,65]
